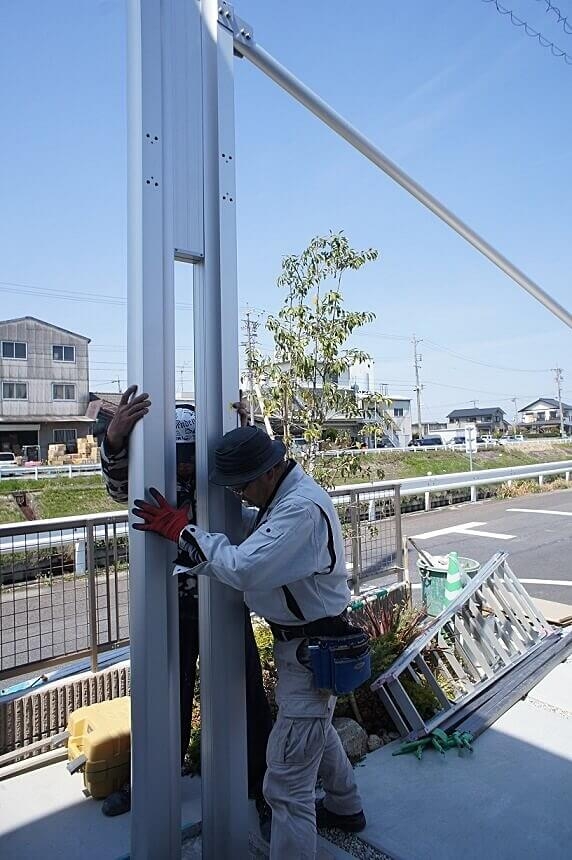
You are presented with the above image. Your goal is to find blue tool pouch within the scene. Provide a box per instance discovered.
[308,632,371,694]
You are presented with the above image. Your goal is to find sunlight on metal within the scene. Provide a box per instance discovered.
[233,30,572,330]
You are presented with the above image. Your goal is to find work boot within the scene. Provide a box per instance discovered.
[255,795,272,843]
[315,798,366,833]
[102,782,132,817]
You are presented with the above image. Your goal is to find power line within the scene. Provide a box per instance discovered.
[422,338,551,373]
[481,0,572,65]
[533,0,572,36]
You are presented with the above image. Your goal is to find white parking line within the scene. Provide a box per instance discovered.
[410,521,515,541]
[507,508,572,517]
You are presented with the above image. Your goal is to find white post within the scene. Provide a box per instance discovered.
[470,485,477,503]
[425,491,431,512]
[539,474,544,486]
[74,538,86,576]
[127,1,181,856]
[194,2,249,857]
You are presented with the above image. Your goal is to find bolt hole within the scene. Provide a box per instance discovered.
[146,180,150,185]
[146,133,150,138]
[154,182,159,187]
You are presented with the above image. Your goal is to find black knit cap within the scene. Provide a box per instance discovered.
[209,426,286,486]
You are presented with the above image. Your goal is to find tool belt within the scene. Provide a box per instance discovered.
[268,611,356,642]
[269,612,372,695]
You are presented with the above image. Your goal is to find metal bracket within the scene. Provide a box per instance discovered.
[218,1,253,52]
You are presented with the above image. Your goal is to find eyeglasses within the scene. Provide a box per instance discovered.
[227,481,251,497]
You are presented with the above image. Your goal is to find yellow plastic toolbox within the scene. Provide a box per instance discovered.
[66,696,131,798]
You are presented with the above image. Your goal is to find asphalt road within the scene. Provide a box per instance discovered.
[402,487,572,605]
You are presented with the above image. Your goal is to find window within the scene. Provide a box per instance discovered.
[2,341,27,359]
[393,407,404,417]
[2,382,28,399]
[52,383,76,401]
[53,345,75,362]
[53,429,77,444]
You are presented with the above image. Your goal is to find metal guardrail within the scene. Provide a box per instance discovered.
[0,464,102,481]
[335,459,572,511]
[1,459,569,682]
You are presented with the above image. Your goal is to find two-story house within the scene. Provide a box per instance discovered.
[0,317,93,457]
[519,398,572,435]
[447,407,507,435]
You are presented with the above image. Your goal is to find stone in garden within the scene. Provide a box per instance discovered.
[367,734,382,752]
[332,717,368,759]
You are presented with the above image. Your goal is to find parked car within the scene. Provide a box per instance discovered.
[480,435,499,446]
[409,435,444,447]
[501,435,525,444]
[0,452,19,476]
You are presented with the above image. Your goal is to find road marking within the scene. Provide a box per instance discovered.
[410,521,515,541]
[520,578,572,587]
[507,508,572,517]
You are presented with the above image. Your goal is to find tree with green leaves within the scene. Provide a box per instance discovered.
[247,232,389,487]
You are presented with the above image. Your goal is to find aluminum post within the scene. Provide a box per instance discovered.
[234,35,572,330]
[193,1,249,857]
[127,1,181,856]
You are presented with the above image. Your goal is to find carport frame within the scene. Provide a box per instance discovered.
[127,1,572,858]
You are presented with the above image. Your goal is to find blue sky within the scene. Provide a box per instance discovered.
[1,0,570,423]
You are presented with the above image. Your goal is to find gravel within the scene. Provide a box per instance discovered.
[318,826,392,860]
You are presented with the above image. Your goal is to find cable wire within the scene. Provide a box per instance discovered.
[482,0,572,64]
[534,0,572,36]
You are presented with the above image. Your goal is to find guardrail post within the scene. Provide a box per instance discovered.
[538,474,544,486]
[394,485,404,582]
[470,484,477,503]
[566,471,570,483]
[86,523,98,673]
[350,490,360,595]
[424,491,431,511]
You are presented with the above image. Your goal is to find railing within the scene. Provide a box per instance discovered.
[0,512,129,682]
[0,464,102,481]
[1,459,569,683]
[335,459,572,512]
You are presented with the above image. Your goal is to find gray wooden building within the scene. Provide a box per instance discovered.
[0,316,93,458]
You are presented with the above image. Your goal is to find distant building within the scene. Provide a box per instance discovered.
[447,407,507,434]
[0,316,93,457]
[519,398,572,435]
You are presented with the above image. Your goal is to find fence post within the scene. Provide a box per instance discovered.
[394,485,404,582]
[350,490,360,596]
[86,523,98,673]
[424,491,431,512]
[74,539,86,575]
[566,471,570,483]
[470,484,477,503]
[538,474,544,486]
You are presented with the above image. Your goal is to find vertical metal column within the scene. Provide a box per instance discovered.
[127,1,181,857]
[194,1,249,857]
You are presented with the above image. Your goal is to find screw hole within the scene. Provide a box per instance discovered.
[146,180,150,185]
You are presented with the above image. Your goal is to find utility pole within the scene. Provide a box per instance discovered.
[511,397,518,434]
[242,309,259,426]
[412,334,423,437]
[552,367,565,438]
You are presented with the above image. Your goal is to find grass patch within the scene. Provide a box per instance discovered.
[0,475,125,521]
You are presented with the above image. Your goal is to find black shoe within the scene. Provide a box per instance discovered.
[315,798,366,833]
[102,782,132,817]
[255,796,272,843]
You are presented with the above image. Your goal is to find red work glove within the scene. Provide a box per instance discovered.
[132,487,189,543]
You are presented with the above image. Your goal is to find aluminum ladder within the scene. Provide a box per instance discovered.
[371,552,552,739]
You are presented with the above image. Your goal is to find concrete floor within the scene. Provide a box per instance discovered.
[1,646,571,860]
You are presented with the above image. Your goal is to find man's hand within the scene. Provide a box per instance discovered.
[106,385,151,453]
[232,399,250,428]
[132,488,189,542]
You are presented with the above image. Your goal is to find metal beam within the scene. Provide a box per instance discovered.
[194,1,249,857]
[234,31,572,330]
[127,0,181,856]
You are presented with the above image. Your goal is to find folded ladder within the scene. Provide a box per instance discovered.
[371,552,552,739]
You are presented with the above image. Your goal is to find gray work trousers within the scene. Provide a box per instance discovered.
[263,639,362,860]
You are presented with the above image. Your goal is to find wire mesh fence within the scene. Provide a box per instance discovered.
[0,514,129,681]
[330,483,404,594]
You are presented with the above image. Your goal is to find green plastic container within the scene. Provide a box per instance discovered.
[418,556,480,616]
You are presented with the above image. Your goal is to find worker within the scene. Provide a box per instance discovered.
[100,387,272,831]
[132,425,367,858]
